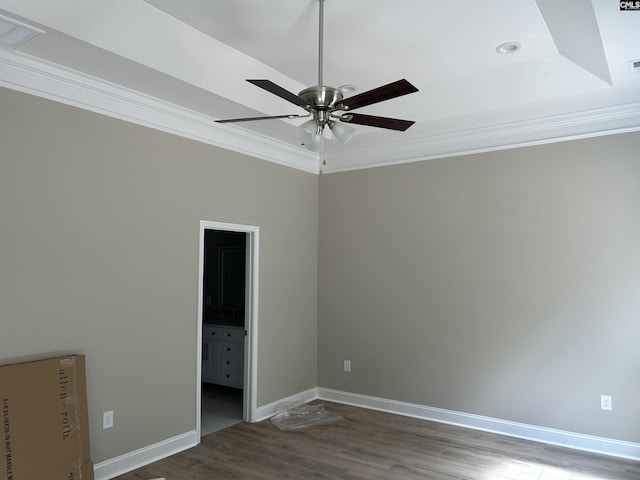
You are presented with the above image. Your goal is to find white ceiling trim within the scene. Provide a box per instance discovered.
[323,100,640,173]
[2,49,639,176]
[0,49,319,173]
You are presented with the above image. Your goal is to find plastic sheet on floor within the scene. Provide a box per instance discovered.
[271,403,343,431]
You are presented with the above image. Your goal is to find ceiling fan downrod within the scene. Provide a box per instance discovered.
[318,0,325,87]
[302,0,342,136]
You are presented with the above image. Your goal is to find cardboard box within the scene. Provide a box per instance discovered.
[1,355,93,480]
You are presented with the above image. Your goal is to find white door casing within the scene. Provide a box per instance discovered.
[196,220,259,440]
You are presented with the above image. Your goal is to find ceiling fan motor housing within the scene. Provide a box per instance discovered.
[298,86,344,127]
[298,86,343,110]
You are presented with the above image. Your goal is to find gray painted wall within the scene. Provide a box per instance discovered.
[0,87,318,462]
[318,133,640,443]
[3,83,640,464]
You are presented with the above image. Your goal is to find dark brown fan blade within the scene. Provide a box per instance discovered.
[340,113,415,131]
[336,79,418,111]
[247,79,308,107]
[216,113,308,124]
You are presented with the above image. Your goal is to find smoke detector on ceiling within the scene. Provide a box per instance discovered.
[0,14,43,50]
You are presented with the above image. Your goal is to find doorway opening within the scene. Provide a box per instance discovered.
[196,221,259,439]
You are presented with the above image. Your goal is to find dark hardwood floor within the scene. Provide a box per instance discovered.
[114,402,639,480]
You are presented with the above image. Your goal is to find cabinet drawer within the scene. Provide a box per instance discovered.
[221,358,239,379]
[203,326,244,342]
[220,354,243,387]
[219,342,240,356]
[220,328,244,342]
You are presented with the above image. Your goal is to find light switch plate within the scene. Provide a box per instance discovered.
[103,410,114,429]
[600,395,612,411]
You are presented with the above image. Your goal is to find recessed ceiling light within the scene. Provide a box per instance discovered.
[338,84,357,94]
[495,42,521,55]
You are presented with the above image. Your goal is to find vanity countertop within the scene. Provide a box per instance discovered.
[203,321,243,328]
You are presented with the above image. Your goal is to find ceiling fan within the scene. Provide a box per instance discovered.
[215,0,419,160]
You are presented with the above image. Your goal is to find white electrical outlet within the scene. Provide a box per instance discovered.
[343,360,351,372]
[103,410,114,429]
[600,395,612,411]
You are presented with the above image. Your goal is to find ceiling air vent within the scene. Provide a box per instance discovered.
[629,59,640,78]
[0,14,43,50]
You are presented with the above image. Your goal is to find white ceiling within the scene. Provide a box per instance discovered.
[1,0,639,173]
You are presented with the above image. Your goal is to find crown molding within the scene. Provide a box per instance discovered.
[0,50,319,174]
[323,100,640,173]
[2,49,639,176]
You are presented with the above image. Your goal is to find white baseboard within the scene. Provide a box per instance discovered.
[317,388,640,461]
[254,387,318,422]
[92,387,317,479]
[93,430,198,480]
[93,388,639,479]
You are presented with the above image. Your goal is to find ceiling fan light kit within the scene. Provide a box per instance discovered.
[328,121,355,144]
[295,119,324,152]
[215,0,419,163]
